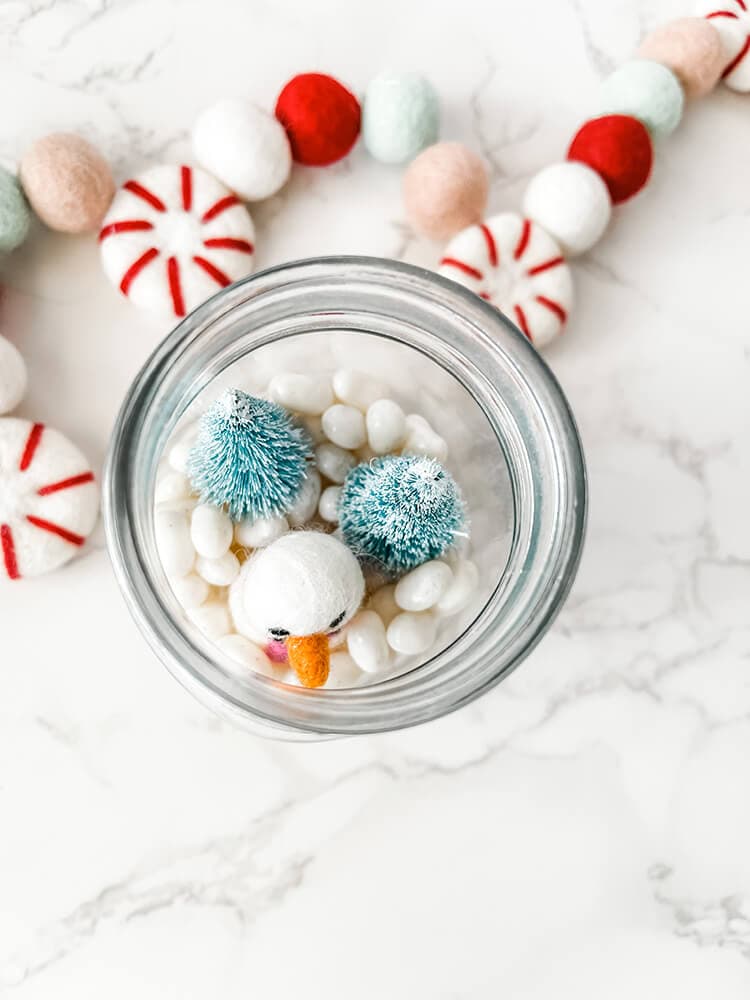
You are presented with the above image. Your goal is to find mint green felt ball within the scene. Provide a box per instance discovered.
[599,59,684,139]
[363,72,439,165]
[0,166,30,253]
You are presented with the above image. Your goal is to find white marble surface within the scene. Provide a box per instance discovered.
[1,0,750,995]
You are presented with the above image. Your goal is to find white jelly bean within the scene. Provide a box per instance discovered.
[190,503,233,559]
[168,424,198,474]
[304,415,327,444]
[268,373,334,415]
[315,442,355,484]
[368,584,400,625]
[155,508,195,577]
[327,650,363,688]
[332,369,386,411]
[187,600,231,640]
[403,413,449,462]
[346,610,390,674]
[287,469,321,527]
[169,572,209,609]
[235,514,288,548]
[155,470,191,505]
[319,485,342,523]
[196,549,240,587]
[215,634,277,676]
[366,398,406,455]
[436,559,479,616]
[386,611,438,655]
[395,560,453,612]
[321,404,367,450]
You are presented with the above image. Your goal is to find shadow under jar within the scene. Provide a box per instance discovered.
[104,257,587,739]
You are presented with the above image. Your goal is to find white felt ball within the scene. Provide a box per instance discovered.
[192,98,292,201]
[0,335,27,415]
[523,162,612,256]
[0,417,99,580]
[241,530,365,639]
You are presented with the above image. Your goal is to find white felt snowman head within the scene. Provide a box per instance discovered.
[242,530,365,642]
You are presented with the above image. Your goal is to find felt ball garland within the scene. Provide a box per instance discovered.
[1,4,747,583]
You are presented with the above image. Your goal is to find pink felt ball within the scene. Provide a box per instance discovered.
[20,133,115,234]
[403,142,489,241]
[638,17,724,99]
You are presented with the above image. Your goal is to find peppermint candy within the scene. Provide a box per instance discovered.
[439,213,574,349]
[0,418,98,580]
[698,0,750,91]
[100,164,255,318]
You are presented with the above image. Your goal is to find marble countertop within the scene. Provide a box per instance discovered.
[2,0,749,996]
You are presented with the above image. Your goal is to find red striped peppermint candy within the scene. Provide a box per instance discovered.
[438,213,574,349]
[0,418,98,580]
[100,164,255,318]
[698,0,750,91]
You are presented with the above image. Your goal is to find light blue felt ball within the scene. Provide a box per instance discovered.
[0,166,30,253]
[598,59,684,139]
[363,72,440,165]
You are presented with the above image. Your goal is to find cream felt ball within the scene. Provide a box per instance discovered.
[0,167,31,253]
[403,142,489,241]
[363,72,440,165]
[0,418,99,580]
[638,17,724,98]
[100,164,255,318]
[241,530,365,641]
[696,1,750,92]
[0,335,27,414]
[599,59,685,138]
[20,133,114,234]
[522,161,611,256]
[439,213,573,349]
[192,98,292,201]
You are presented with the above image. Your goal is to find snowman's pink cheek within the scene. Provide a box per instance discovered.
[264,639,289,663]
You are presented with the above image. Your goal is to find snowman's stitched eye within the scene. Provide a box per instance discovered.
[329,611,346,630]
[269,627,290,639]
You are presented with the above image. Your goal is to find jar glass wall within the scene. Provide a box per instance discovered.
[104,257,587,738]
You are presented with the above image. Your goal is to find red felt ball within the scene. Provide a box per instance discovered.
[275,73,361,167]
[567,114,653,205]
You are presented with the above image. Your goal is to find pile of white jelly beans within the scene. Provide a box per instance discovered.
[154,368,479,688]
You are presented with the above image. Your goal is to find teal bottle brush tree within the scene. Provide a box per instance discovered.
[339,454,466,575]
[187,388,313,521]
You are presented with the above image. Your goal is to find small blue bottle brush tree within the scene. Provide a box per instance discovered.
[339,454,466,575]
[187,388,313,521]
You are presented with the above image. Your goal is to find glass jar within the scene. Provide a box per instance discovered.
[103,257,586,739]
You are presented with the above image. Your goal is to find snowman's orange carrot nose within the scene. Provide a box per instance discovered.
[287,633,330,688]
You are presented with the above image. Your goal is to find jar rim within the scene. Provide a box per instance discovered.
[104,256,587,736]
